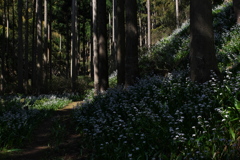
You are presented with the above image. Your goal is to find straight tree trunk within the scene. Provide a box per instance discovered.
[117,0,125,85]
[176,0,179,28]
[48,0,52,83]
[112,0,117,70]
[71,0,78,92]
[92,0,99,94]
[5,1,9,71]
[147,0,151,48]
[24,0,29,93]
[1,0,7,93]
[12,0,16,72]
[125,0,139,87]
[36,0,43,93]
[43,0,48,90]
[90,2,94,80]
[17,0,24,93]
[190,0,220,83]
[233,0,240,24]
[82,17,86,75]
[66,28,71,79]
[139,17,142,48]
[32,0,37,91]
[98,0,108,92]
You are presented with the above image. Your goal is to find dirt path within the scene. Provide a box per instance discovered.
[3,101,85,160]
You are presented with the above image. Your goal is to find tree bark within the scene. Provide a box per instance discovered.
[92,0,99,94]
[43,0,48,90]
[190,0,220,83]
[176,0,179,28]
[36,0,43,93]
[24,0,29,93]
[112,0,117,71]
[48,0,52,83]
[125,0,139,87]
[147,0,151,48]
[32,0,37,91]
[1,0,7,93]
[98,0,108,92]
[71,0,78,92]
[117,0,125,85]
[18,0,24,93]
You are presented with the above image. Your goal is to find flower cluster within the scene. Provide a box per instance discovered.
[74,70,240,159]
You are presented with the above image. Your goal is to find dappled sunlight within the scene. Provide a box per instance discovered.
[74,70,240,159]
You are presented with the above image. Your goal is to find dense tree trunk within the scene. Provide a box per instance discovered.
[98,0,108,92]
[17,0,24,93]
[71,0,78,92]
[139,17,142,48]
[190,0,220,83]
[82,17,86,75]
[24,0,29,93]
[147,0,151,48]
[90,1,94,80]
[92,0,99,94]
[66,29,71,79]
[176,0,179,28]
[12,0,16,68]
[112,0,117,71]
[48,0,52,84]
[32,0,37,91]
[1,0,7,93]
[43,0,48,90]
[36,0,43,93]
[233,0,240,24]
[125,0,139,87]
[117,0,125,85]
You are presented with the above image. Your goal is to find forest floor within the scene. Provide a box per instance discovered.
[0,101,88,160]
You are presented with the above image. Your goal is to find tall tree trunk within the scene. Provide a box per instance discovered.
[190,0,220,83]
[71,0,78,92]
[36,0,43,93]
[117,0,125,85]
[5,1,9,71]
[43,0,48,91]
[32,0,37,92]
[112,0,117,70]
[66,28,70,79]
[233,0,240,24]
[125,0,139,87]
[98,0,108,92]
[176,0,179,28]
[24,0,29,93]
[12,0,16,73]
[139,17,142,48]
[1,0,7,93]
[82,17,86,75]
[92,0,99,94]
[48,0,52,83]
[90,1,94,80]
[147,0,151,48]
[18,0,24,93]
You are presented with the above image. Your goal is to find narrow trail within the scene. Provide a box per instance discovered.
[4,101,85,160]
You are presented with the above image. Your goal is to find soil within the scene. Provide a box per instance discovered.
[0,101,88,160]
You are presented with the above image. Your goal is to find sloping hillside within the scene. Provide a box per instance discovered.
[140,2,239,76]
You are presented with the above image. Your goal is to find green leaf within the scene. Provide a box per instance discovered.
[229,128,236,140]
[235,99,240,109]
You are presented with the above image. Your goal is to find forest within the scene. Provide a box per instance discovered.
[0,0,240,159]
